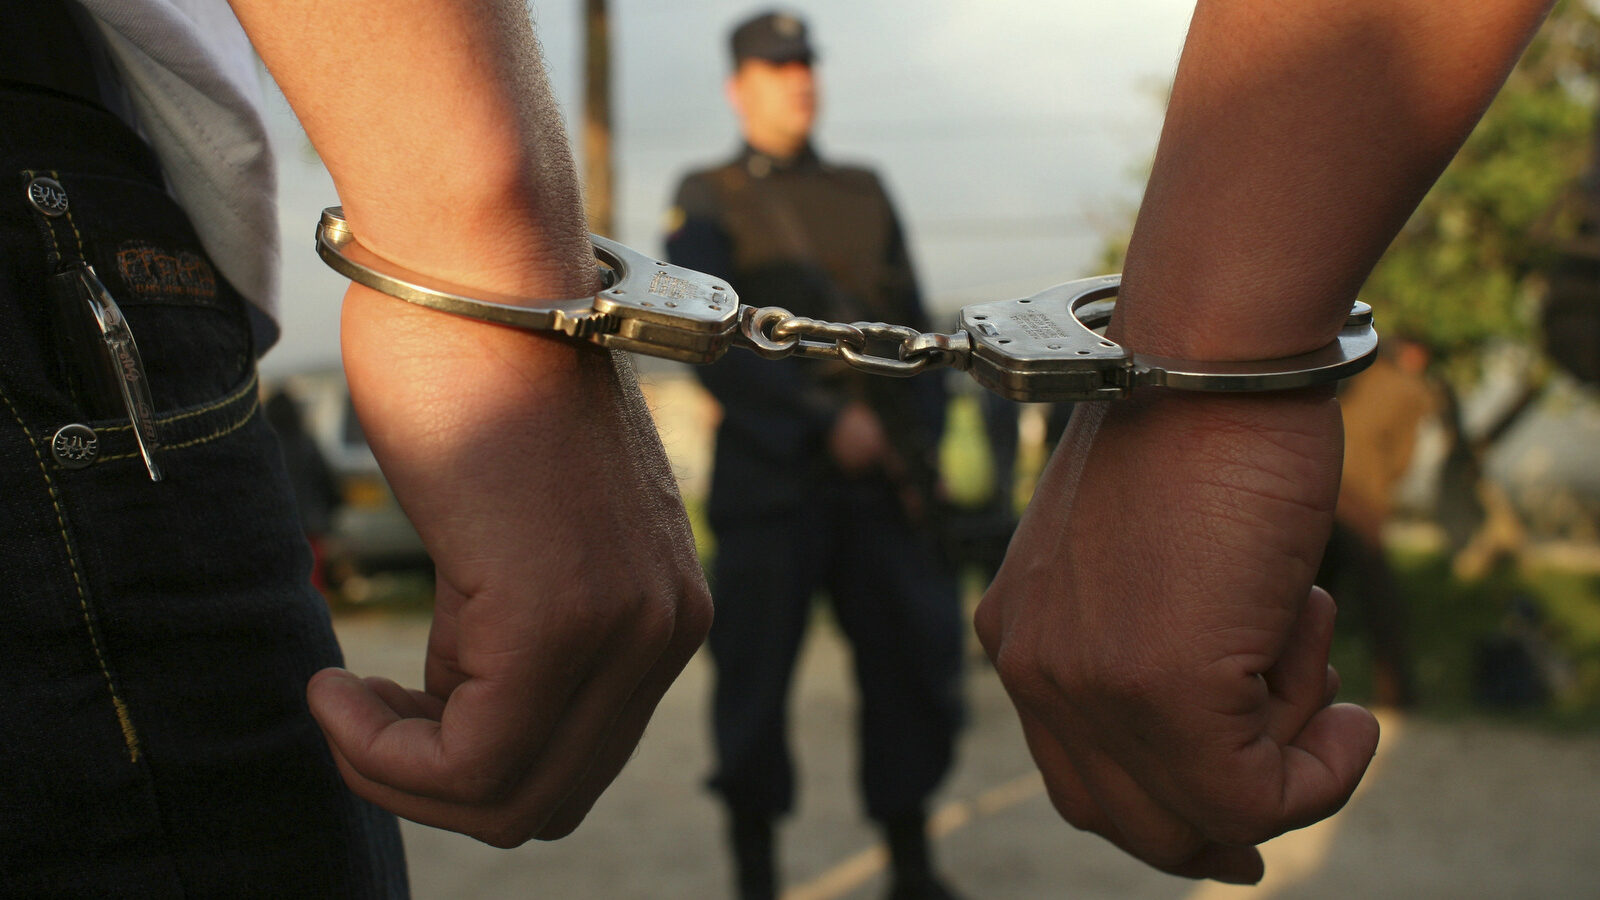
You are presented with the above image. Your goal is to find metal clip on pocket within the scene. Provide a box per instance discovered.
[24,174,161,481]
[316,208,1379,402]
[60,264,163,481]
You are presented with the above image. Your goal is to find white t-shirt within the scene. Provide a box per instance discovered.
[71,0,280,331]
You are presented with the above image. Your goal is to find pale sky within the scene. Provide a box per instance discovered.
[262,1,1198,376]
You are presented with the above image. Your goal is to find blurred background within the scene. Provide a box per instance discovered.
[258,1,1600,896]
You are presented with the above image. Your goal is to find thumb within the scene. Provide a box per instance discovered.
[1278,702,1381,833]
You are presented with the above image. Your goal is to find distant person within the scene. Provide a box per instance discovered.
[263,387,343,593]
[1319,340,1436,707]
[665,11,964,900]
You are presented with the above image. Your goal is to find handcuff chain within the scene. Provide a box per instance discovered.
[738,306,973,378]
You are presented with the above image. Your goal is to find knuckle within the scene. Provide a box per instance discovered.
[991,640,1054,707]
[535,810,586,842]
[676,582,715,644]
[972,595,1001,654]
[472,821,537,850]
[1087,657,1167,709]
[992,634,1165,717]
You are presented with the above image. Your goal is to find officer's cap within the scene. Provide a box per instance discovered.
[730,10,815,67]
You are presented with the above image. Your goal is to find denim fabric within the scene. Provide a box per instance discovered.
[0,87,407,897]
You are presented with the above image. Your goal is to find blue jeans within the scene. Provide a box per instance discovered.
[0,87,406,896]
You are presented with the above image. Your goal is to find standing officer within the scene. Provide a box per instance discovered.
[665,10,964,900]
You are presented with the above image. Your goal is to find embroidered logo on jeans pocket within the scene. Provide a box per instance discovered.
[116,242,218,303]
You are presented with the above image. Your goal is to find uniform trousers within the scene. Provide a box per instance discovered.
[0,86,406,897]
[706,473,964,822]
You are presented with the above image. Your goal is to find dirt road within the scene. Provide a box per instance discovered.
[332,610,1600,899]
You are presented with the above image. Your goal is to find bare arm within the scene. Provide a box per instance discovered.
[228,0,712,846]
[976,0,1553,883]
[1120,0,1553,358]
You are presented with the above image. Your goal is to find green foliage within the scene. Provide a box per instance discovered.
[938,394,997,508]
[1097,3,1600,373]
[1337,546,1600,728]
[1363,1,1600,362]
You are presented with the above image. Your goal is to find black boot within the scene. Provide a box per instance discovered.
[883,813,963,900]
[728,809,777,900]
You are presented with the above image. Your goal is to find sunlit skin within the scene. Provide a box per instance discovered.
[230,0,712,849]
[726,58,818,159]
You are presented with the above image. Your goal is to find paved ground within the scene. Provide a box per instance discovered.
[334,609,1600,900]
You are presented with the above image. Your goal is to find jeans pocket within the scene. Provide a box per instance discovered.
[36,169,255,416]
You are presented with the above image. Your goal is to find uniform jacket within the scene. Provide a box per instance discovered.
[665,143,947,521]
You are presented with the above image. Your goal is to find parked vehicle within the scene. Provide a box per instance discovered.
[265,371,432,599]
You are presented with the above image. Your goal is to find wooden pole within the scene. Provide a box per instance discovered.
[583,0,614,236]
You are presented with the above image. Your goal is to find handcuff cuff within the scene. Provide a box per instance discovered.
[316,207,1377,402]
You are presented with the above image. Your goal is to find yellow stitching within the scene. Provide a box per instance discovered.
[0,384,142,763]
[97,370,259,434]
[97,391,259,462]
[50,169,89,261]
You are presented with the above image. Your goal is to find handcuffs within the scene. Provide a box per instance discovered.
[316,207,1377,402]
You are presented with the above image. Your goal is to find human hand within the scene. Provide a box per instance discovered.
[973,389,1379,883]
[827,401,894,476]
[305,290,712,847]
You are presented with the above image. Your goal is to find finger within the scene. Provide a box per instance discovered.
[362,676,446,720]
[421,591,466,700]
[1040,731,1208,871]
[316,591,639,804]
[1019,704,1205,870]
[1014,707,1115,836]
[1018,709,1263,884]
[1162,843,1266,885]
[535,598,711,838]
[1277,702,1381,833]
[308,668,451,783]
[1262,586,1339,745]
[313,605,680,845]
[318,667,635,847]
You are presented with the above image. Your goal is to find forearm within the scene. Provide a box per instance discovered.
[228,0,593,299]
[1117,0,1554,359]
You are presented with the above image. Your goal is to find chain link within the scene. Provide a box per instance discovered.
[737,306,972,377]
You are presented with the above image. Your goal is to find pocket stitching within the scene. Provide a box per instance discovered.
[0,379,143,764]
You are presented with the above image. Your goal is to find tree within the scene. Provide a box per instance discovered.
[1363,0,1600,369]
[1097,3,1600,558]
[583,0,614,236]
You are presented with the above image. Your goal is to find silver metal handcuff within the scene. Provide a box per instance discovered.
[316,208,1377,402]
